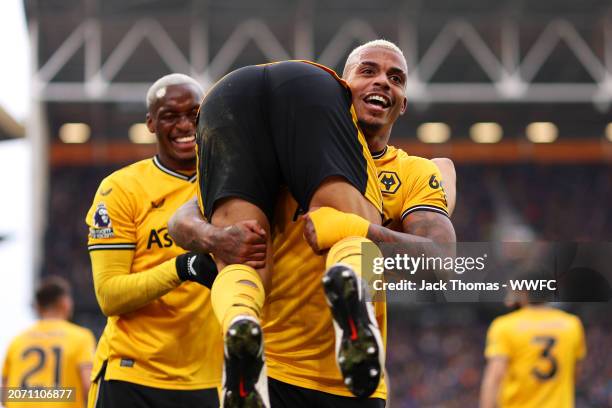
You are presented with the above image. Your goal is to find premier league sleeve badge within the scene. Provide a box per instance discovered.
[90,202,115,239]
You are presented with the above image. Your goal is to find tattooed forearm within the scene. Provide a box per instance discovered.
[168,197,217,253]
[366,210,456,259]
[403,211,456,243]
[367,223,430,245]
[367,211,455,244]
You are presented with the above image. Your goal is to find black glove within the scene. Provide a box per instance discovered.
[176,252,218,289]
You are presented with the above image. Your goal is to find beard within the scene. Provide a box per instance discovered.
[357,118,383,138]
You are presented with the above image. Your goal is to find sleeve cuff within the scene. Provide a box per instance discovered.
[88,243,136,251]
[401,205,449,221]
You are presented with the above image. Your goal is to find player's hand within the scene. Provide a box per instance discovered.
[212,220,267,268]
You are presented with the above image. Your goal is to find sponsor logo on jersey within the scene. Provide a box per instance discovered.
[90,202,114,239]
[378,171,401,194]
[146,227,175,249]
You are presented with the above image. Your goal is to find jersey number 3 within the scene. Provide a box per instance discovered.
[531,336,558,380]
[20,346,62,389]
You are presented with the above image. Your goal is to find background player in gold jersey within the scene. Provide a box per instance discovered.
[2,276,95,408]
[85,74,266,408]
[480,271,587,408]
[170,40,457,407]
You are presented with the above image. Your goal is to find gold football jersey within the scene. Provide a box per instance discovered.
[264,145,448,398]
[485,307,586,408]
[2,319,95,408]
[265,189,387,398]
[85,156,222,390]
[372,145,448,228]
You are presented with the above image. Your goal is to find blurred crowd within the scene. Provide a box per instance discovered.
[43,163,612,406]
[499,164,612,241]
[452,164,612,242]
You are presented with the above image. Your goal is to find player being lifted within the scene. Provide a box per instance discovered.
[195,57,385,407]
[2,276,96,408]
[480,270,587,408]
[85,74,259,408]
[170,40,456,407]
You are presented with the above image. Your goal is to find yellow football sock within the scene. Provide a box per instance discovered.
[308,207,370,251]
[326,236,380,279]
[211,264,265,334]
[326,237,385,302]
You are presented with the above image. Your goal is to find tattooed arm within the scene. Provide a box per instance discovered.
[168,197,267,268]
[366,210,456,262]
[304,209,456,256]
[368,211,455,244]
[303,157,456,254]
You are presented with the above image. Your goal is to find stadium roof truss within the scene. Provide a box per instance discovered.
[30,15,612,107]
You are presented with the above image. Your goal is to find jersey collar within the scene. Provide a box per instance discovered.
[152,155,197,183]
[371,145,388,159]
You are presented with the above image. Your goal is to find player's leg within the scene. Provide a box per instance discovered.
[208,199,271,408]
[266,61,385,398]
[309,180,386,398]
[320,238,385,398]
[309,177,381,223]
[303,187,388,399]
[265,60,384,291]
[209,198,273,289]
[196,65,277,408]
[309,178,385,396]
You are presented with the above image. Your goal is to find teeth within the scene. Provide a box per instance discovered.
[366,95,389,106]
[175,135,195,143]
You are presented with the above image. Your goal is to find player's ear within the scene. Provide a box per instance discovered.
[61,295,74,319]
[146,112,155,133]
[400,96,407,115]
